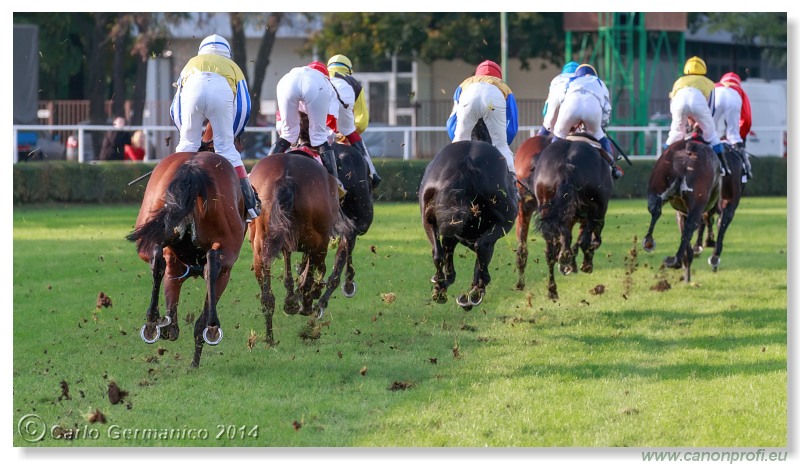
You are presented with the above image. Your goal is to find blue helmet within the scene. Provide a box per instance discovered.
[575,64,598,77]
[562,61,579,74]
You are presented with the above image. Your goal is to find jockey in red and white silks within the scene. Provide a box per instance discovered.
[714,72,753,179]
[447,60,519,172]
[274,63,338,149]
[169,34,259,220]
[539,61,579,136]
[170,34,251,169]
[552,64,612,152]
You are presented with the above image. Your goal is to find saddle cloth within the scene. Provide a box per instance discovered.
[287,146,323,165]
[565,135,601,148]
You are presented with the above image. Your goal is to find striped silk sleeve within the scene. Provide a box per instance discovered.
[233,79,252,138]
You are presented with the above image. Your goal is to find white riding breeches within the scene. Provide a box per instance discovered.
[276,68,332,147]
[452,83,513,171]
[714,86,744,145]
[553,91,605,141]
[666,87,720,147]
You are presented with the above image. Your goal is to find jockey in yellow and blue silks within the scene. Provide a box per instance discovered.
[665,56,730,176]
[170,34,259,222]
[538,61,579,137]
[326,54,381,188]
[446,60,519,172]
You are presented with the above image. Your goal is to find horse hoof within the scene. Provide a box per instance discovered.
[140,324,160,344]
[342,281,356,298]
[468,289,484,306]
[643,238,655,253]
[547,287,559,301]
[663,256,681,269]
[709,255,720,272]
[283,301,300,316]
[560,264,573,276]
[202,326,223,345]
[515,280,525,291]
[693,245,704,255]
[580,262,593,274]
[316,306,325,319]
[432,290,448,304]
[456,294,470,308]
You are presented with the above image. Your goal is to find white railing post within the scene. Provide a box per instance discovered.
[13,128,18,164]
[404,129,411,161]
[78,127,85,163]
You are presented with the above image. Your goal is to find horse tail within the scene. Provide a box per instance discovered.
[535,178,576,241]
[471,118,492,144]
[267,176,297,252]
[127,160,210,254]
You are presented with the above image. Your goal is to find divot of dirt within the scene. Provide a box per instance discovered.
[651,280,671,292]
[388,381,414,391]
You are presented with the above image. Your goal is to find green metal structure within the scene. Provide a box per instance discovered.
[565,13,686,153]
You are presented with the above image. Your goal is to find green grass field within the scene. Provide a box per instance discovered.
[13,198,786,447]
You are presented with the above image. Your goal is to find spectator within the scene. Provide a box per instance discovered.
[98,116,131,161]
[124,130,146,161]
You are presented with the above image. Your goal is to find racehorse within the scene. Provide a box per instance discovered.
[532,134,613,300]
[419,119,518,310]
[295,112,374,298]
[248,152,352,345]
[513,135,551,290]
[127,151,246,367]
[642,135,722,282]
[693,142,746,272]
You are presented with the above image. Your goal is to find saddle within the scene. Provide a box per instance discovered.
[566,133,615,166]
[287,146,323,165]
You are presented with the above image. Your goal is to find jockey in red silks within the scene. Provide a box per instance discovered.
[326,54,381,189]
[170,34,259,222]
[446,60,519,174]
[270,61,345,196]
[714,72,753,180]
[665,56,730,176]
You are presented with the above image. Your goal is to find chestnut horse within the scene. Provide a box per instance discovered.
[249,153,351,345]
[513,135,551,290]
[693,142,746,272]
[127,152,245,367]
[643,137,722,282]
[419,120,518,310]
[532,135,613,299]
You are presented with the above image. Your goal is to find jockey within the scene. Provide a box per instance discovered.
[538,61,579,137]
[665,56,730,176]
[169,34,259,222]
[714,71,753,180]
[552,64,622,179]
[327,54,381,189]
[270,61,345,195]
[446,59,519,173]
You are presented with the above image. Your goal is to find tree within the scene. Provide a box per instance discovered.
[307,13,564,70]
[690,13,787,67]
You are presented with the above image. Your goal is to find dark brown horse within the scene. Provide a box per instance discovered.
[513,135,551,290]
[643,137,722,282]
[249,153,351,345]
[693,142,746,272]
[532,135,613,299]
[419,121,518,310]
[127,152,246,367]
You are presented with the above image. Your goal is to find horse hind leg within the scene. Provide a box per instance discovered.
[709,200,739,272]
[643,194,664,252]
[282,249,300,315]
[545,237,560,300]
[558,222,576,276]
[141,246,171,344]
[192,248,226,367]
[316,236,350,318]
[458,224,506,310]
[515,203,533,290]
[578,220,597,273]
[341,233,358,298]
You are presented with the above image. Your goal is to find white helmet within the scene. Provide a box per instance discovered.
[198,34,231,59]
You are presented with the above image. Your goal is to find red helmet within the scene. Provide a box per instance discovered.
[475,60,502,79]
[720,72,742,86]
[308,61,329,77]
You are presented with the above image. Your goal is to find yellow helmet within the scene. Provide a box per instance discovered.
[327,54,353,77]
[684,56,707,76]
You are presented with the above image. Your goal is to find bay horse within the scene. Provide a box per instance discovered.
[642,136,722,282]
[249,152,352,345]
[693,142,746,272]
[127,152,245,367]
[513,135,551,290]
[532,134,613,299]
[419,120,518,310]
[295,112,374,298]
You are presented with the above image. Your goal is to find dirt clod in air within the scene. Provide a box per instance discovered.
[96,292,113,309]
[388,381,414,391]
[651,280,671,292]
[590,285,606,295]
[108,381,128,405]
[87,409,106,424]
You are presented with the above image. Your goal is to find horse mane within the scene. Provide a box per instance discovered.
[127,160,210,254]
[471,118,492,144]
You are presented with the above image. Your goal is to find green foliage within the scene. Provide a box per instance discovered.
[689,13,787,67]
[12,157,788,204]
[308,13,564,70]
[12,199,787,446]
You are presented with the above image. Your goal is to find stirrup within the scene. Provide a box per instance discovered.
[337,180,347,199]
[246,208,259,223]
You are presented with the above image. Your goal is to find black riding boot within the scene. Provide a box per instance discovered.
[735,142,753,180]
[352,140,381,189]
[715,151,731,176]
[319,142,346,198]
[239,177,261,222]
[270,137,291,155]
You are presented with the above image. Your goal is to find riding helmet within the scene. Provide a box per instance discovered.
[198,34,231,59]
[562,61,580,74]
[684,56,707,76]
[720,72,742,86]
[475,60,502,79]
[308,61,329,77]
[574,64,598,77]
[327,54,353,76]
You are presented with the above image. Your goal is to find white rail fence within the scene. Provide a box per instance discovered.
[12,124,787,163]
